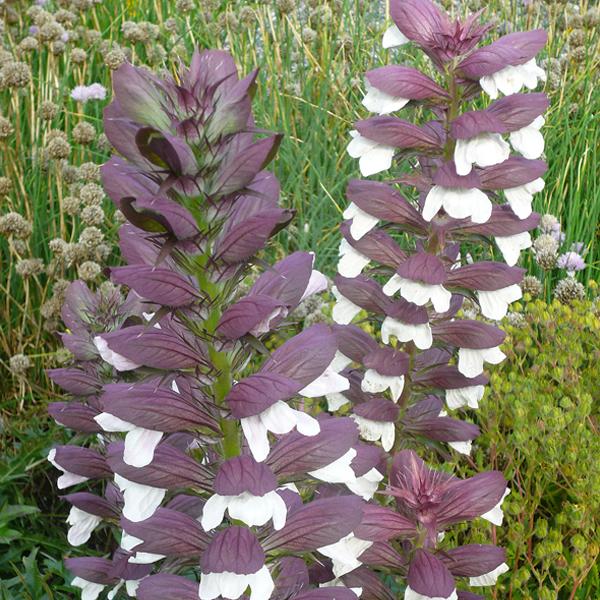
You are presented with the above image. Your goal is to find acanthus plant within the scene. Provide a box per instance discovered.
[46,3,546,600]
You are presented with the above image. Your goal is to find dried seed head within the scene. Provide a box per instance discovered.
[72,121,96,144]
[520,275,543,297]
[0,116,13,138]
[0,176,12,196]
[61,162,80,184]
[55,9,78,26]
[78,260,102,281]
[239,6,255,25]
[40,100,59,120]
[79,162,100,182]
[276,0,295,14]
[539,214,559,233]
[39,21,65,42]
[46,136,71,159]
[122,21,144,42]
[81,205,105,226]
[63,195,81,215]
[79,226,104,250]
[18,36,39,53]
[506,311,525,327]
[49,238,68,255]
[15,258,45,277]
[0,61,31,89]
[176,0,194,12]
[0,212,33,239]
[533,233,559,255]
[554,277,585,304]
[70,48,87,64]
[79,183,104,206]
[164,18,178,32]
[536,249,558,270]
[9,353,31,375]
[302,27,317,43]
[104,48,126,70]
[97,133,111,152]
[50,41,66,56]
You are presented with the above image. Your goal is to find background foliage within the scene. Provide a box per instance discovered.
[0,0,598,598]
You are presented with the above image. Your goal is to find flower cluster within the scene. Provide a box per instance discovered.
[49,1,548,598]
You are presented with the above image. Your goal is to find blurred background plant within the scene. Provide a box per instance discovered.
[0,0,598,597]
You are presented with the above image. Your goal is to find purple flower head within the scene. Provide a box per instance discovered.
[557,251,586,274]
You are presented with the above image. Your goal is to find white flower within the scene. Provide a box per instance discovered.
[381,317,433,350]
[107,579,141,599]
[382,24,409,48]
[481,487,510,526]
[332,286,362,324]
[470,562,510,586]
[199,565,274,600]
[94,336,141,371]
[299,359,349,398]
[47,448,89,489]
[477,284,522,320]
[94,413,163,468]
[321,578,363,597]
[121,531,165,564]
[326,391,350,411]
[448,440,472,455]
[347,131,395,177]
[241,401,320,462]
[71,577,105,600]
[343,202,379,240]
[338,238,370,277]
[362,80,409,115]
[331,350,353,372]
[71,83,107,103]
[504,177,545,219]
[201,490,287,531]
[454,133,511,176]
[66,507,102,546]
[405,587,458,600]
[352,415,395,451]
[318,533,373,577]
[309,448,357,484]
[445,385,485,410]
[509,115,545,159]
[423,186,492,224]
[249,307,288,336]
[114,474,166,522]
[458,346,506,378]
[480,59,546,99]
[346,467,384,500]
[495,231,532,266]
[300,267,328,302]
[383,274,452,314]
[361,369,405,402]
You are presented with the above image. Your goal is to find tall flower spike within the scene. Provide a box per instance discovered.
[336,0,546,596]
[49,49,362,600]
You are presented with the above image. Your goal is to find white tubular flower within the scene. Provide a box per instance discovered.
[114,474,166,522]
[454,133,510,176]
[299,358,350,398]
[107,579,141,599]
[383,274,451,314]
[199,566,274,600]
[332,286,362,324]
[509,115,545,159]
[93,336,141,371]
[361,369,405,402]
[338,238,371,277]
[326,391,350,411]
[445,385,485,410]
[481,487,511,526]
[469,562,510,587]
[495,231,532,266]
[71,577,105,600]
[121,531,165,564]
[504,177,545,219]
[47,448,89,489]
[477,284,523,320]
[346,467,384,500]
[318,533,373,577]
[382,24,409,48]
[405,587,458,600]
[381,317,433,350]
[479,59,546,99]
[201,490,287,531]
[343,202,379,240]
[66,507,102,546]
[331,350,353,372]
[94,413,163,469]
[362,80,410,115]
[241,401,320,462]
[351,415,395,451]
[458,347,506,378]
[309,448,357,484]
[423,186,492,224]
[347,131,395,177]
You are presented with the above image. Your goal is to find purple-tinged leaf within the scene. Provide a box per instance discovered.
[450,110,506,139]
[335,275,392,315]
[397,252,447,285]
[366,66,449,100]
[478,157,547,189]
[49,402,102,433]
[408,550,456,598]
[447,262,525,291]
[64,557,119,585]
[62,492,118,519]
[217,295,286,339]
[487,93,549,131]
[341,222,409,267]
[354,505,416,541]
[202,526,265,574]
[47,367,101,396]
[214,455,277,496]
[355,117,442,150]
[432,320,505,349]
[137,575,199,600]
[440,544,506,577]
